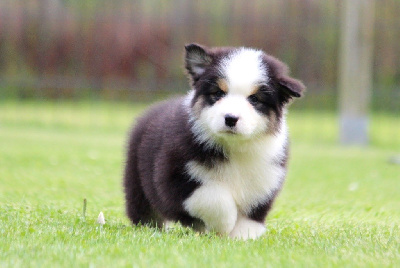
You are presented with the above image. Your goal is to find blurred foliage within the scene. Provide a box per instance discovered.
[0,0,399,112]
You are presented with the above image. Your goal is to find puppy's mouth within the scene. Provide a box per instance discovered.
[221,128,238,135]
[217,127,241,136]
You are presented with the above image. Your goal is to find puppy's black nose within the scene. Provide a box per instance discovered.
[224,114,239,127]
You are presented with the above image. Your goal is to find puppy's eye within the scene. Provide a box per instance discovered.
[212,89,226,99]
[248,95,259,105]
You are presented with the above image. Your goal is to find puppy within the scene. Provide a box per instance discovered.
[123,44,305,240]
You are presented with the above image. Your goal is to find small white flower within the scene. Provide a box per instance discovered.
[348,182,359,192]
[97,211,105,225]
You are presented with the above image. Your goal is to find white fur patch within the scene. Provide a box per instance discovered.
[183,127,287,237]
[229,215,266,240]
[183,90,195,109]
[183,129,286,236]
[220,48,268,96]
[185,128,286,216]
[183,183,237,234]
[184,90,219,149]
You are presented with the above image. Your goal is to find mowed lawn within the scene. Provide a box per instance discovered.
[0,100,399,267]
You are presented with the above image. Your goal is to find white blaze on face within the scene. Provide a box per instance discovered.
[200,48,270,139]
[221,48,268,95]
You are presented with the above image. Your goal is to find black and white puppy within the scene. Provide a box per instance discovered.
[123,44,305,240]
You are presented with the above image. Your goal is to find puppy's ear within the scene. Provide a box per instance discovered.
[263,54,305,99]
[278,76,305,98]
[185,43,212,82]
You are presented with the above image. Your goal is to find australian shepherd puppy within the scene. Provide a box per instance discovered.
[123,44,305,240]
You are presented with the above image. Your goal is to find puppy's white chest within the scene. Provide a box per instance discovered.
[185,139,285,214]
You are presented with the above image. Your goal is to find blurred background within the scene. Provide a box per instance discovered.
[1,3,399,265]
[0,0,399,146]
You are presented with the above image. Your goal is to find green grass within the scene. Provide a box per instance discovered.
[1,100,399,267]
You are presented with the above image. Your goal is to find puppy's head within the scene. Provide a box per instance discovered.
[184,43,305,145]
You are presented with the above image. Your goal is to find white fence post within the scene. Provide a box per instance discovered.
[338,0,375,145]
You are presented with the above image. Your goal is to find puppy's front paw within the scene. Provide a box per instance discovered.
[184,183,238,235]
[229,217,266,240]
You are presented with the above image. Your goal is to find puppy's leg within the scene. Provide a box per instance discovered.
[229,193,277,239]
[123,140,157,226]
[229,214,266,240]
[123,164,154,226]
[183,183,237,235]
